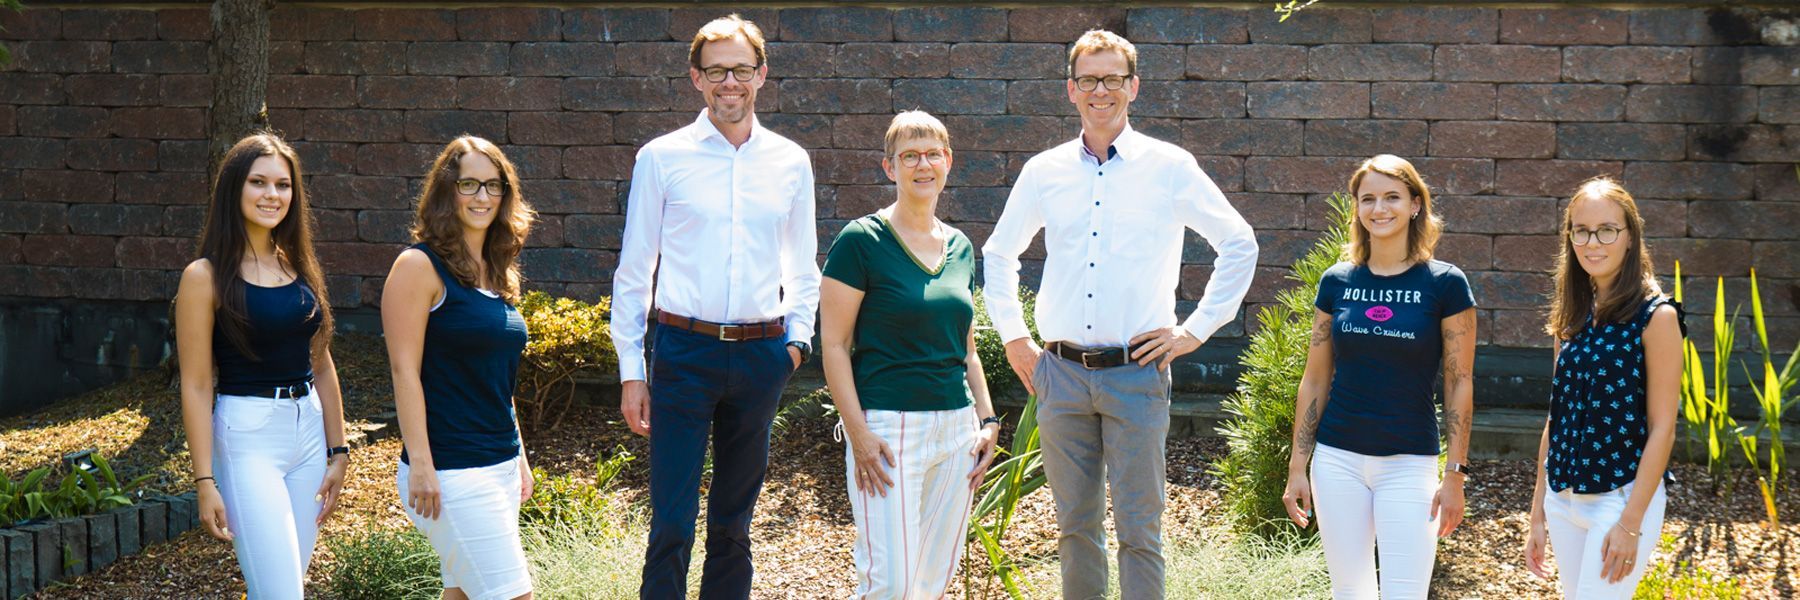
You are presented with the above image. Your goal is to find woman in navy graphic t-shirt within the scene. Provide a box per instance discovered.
[1281,155,1478,599]
[1523,178,1681,599]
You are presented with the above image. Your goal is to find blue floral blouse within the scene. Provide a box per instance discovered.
[1546,296,1684,494]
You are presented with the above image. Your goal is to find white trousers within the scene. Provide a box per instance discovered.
[1543,482,1667,600]
[398,457,532,600]
[1310,443,1439,600]
[212,387,327,600]
[844,407,979,600]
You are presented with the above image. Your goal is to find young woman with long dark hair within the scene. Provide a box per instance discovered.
[174,132,349,598]
[1523,178,1681,598]
[382,136,536,600]
[1281,155,1478,599]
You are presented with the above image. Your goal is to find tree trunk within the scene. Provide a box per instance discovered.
[207,0,274,176]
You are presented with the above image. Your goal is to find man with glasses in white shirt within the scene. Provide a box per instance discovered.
[609,14,820,600]
[982,30,1258,600]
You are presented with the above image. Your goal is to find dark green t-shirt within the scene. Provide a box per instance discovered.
[822,214,976,412]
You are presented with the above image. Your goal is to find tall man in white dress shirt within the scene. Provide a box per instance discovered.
[610,15,820,600]
[982,30,1259,600]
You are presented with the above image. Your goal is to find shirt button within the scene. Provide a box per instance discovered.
[1089,262,1095,267]
[1094,201,1100,206]
[1088,294,1093,298]
[1098,171,1104,176]
[1091,232,1098,237]
[1087,325,1092,329]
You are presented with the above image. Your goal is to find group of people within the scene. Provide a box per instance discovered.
[170,14,1681,600]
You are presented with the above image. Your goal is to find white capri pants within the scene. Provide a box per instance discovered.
[1543,481,1668,599]
[1310,442,1440,600]
[212,386,327,599]
[844,407,979,600]
[398,457,532,600]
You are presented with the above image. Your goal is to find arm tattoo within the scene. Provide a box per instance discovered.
[1309,314,1332,348]
[1441,312,1472,385]
[1442,402,1466,446]
[1296,395,1324,457]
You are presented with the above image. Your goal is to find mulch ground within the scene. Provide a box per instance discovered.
[6,333,1795,598]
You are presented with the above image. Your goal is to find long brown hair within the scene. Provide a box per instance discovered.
[195,132,333,357]
[1546,177,1661,340]
[411,136,533,303]
[1344,154,1442,265]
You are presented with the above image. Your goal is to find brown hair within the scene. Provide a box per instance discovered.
[1545,177,1661,340]
[410,136,534,303]
[883,110,951,158]
[1344,154,1441,265]
[688,14,767,69]
[195,132,333,358]
[1067,29,1137,78]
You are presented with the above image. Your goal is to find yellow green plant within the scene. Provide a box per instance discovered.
[1737,270,1797,526]
[1673,262,1739,486]
[516,292,616,431]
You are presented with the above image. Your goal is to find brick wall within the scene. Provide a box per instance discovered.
[2,3,1796,364]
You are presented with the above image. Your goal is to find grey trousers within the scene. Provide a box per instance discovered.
[1034,350,1172,600]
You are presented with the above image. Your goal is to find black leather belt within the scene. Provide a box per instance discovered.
[1046,341,1145,370]
[220,381,312,399]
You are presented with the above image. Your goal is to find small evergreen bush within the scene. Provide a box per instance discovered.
[323,529,441,600]
[517,292,616,431]
[519,447,634,528]
[1212,193,1354,539]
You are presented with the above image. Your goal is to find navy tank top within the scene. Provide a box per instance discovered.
[1547,296,1685,493]
[400,244,530,471]
[213,279,320,396]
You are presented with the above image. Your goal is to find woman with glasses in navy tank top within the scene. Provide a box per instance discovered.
[174,133,350,598]
[1523,178,1683,598]
[382,136,537,600]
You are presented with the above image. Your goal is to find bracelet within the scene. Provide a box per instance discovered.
[1613,522,1642,538]
[980,416,1003,428]
[194,476,216,484]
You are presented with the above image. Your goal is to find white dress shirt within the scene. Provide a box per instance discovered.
[982,126,1258,348]
[610,111,821,382]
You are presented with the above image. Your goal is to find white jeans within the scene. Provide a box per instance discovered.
[212,387,327,600]
[1310,443,1439,600]
[1543,482,1667,600]
[844,407,979,600]
[398,457,531,600]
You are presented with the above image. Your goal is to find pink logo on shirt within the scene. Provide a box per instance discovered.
[1365,306,1393,322]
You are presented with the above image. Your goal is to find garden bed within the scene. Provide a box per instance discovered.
[4,333,1794,598]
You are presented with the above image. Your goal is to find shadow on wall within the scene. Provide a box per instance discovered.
[0,298,171,418]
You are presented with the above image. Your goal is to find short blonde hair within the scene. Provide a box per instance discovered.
[1067,29,1137,78]
[883,111,950,158]
[688,14,766,69]
[1344,154,1441,266]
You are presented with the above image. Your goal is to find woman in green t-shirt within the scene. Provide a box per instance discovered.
[820,111,1003,598]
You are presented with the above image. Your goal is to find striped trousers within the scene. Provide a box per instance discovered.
[844,406,980,600]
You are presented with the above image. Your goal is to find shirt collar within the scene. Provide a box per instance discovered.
[692,109,761,147]
[1076,125,1138,164]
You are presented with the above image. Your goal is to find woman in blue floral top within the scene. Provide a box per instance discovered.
[1524,178,1683,599]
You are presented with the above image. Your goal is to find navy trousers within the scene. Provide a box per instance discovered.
[640,325,794,600]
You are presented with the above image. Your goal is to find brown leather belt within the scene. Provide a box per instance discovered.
[656,312,785,342]
[1046,341,1146,370]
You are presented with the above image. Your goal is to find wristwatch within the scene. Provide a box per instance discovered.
[785,340,812,364]
[1444,462,1473,476]
[326,445,350,461]
[980,416,1004,429]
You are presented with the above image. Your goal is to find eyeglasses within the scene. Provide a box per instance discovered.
[1073,74,1132,92]
[896,149,948,168]
[455,178,507,197]
[700,64,759,83]
[1568,226,1623,246]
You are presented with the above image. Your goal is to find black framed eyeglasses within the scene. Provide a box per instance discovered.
[1073,74,1132,92]
[896,149,948,168]
[1568,226,1623,246]
[700,64,759,83]
[455,178,507,197]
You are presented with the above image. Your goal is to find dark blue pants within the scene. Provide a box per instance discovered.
[640,326,793,600]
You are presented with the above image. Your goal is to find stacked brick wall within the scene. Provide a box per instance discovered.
[1,4,1796,353]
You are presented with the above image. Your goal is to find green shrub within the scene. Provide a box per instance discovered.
[1166,530,1332,599]
[523,509,649,599]
[2,452,154,527]
[973,286,1040,402]
[323,528,441,600]
[519,447,634,528]
[517,292,617,431]
[1212,192,1354,539]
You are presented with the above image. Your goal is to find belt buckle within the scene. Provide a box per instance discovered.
[717,326,742,342]
[1080,350,1105,370]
